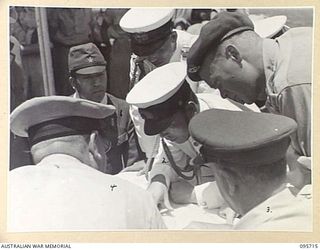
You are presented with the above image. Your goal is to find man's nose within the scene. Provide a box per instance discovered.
[92,79,101,87]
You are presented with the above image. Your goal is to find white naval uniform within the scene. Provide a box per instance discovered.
[128,29,216,160]
[130,92,250,208]
[8,154,166,231]
[233,188,312,231]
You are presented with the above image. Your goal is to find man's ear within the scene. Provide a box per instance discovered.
[225,45,242,67]
[88,130,102,161]
[185,101,199,120]
[69,76,78,90]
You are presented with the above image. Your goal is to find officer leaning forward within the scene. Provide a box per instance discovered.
[187,11,312,192]
[126,62,253,219]
[120,8,213,175]
[188,109,312,230]
[9,96,165,231]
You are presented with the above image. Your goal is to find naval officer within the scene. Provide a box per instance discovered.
[9,96,165,231]
[126,62,252,214]
[189,109,312,230]
[120,8,214,173]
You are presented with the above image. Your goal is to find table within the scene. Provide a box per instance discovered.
[117,172,231,229]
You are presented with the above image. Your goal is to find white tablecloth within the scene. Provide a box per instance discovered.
[117,172,229,229]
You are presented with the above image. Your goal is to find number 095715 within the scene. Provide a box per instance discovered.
[300,244,318,248]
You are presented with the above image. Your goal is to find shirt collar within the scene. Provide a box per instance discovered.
[72,91,79,98]
[101,93,109,104]
[38,154,83,167]
[233,187,294,230]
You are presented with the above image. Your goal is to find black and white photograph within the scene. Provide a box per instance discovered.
[7,5,313,234]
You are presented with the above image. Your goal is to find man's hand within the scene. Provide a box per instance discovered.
[170,179,197,204]
[287,146,311,189]
[218,206,238,225]
[147,181,173,212]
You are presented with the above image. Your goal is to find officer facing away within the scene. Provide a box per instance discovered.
[189,109,312,230]
[9,96,165,231]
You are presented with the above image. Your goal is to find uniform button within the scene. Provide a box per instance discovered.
[193,141,199,147]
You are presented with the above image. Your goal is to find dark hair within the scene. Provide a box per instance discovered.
[219,158,287,186]
[178,80,199,108]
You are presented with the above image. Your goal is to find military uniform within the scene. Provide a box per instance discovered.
[189,108,312,231]
[120,8,210,94]
[233,188,312,231]
[8,154,165,231]
[126,62,253,209]
[120,9,213,176]
[72,92,144,174]
[186,11,311,165]
[263,27,312,158]
[128,29,198,86]
[138,93,250,186]
[69,43,145,174]
[47,8,94,95]
[9,96,165,231]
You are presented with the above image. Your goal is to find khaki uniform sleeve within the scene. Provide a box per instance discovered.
[278,83,311,157]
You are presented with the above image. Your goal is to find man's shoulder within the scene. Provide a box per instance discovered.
[278,27,312,41]
[106,93,129,110]
[272,27,312,92]
[9,165,37,179]
[9,159,149,197]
